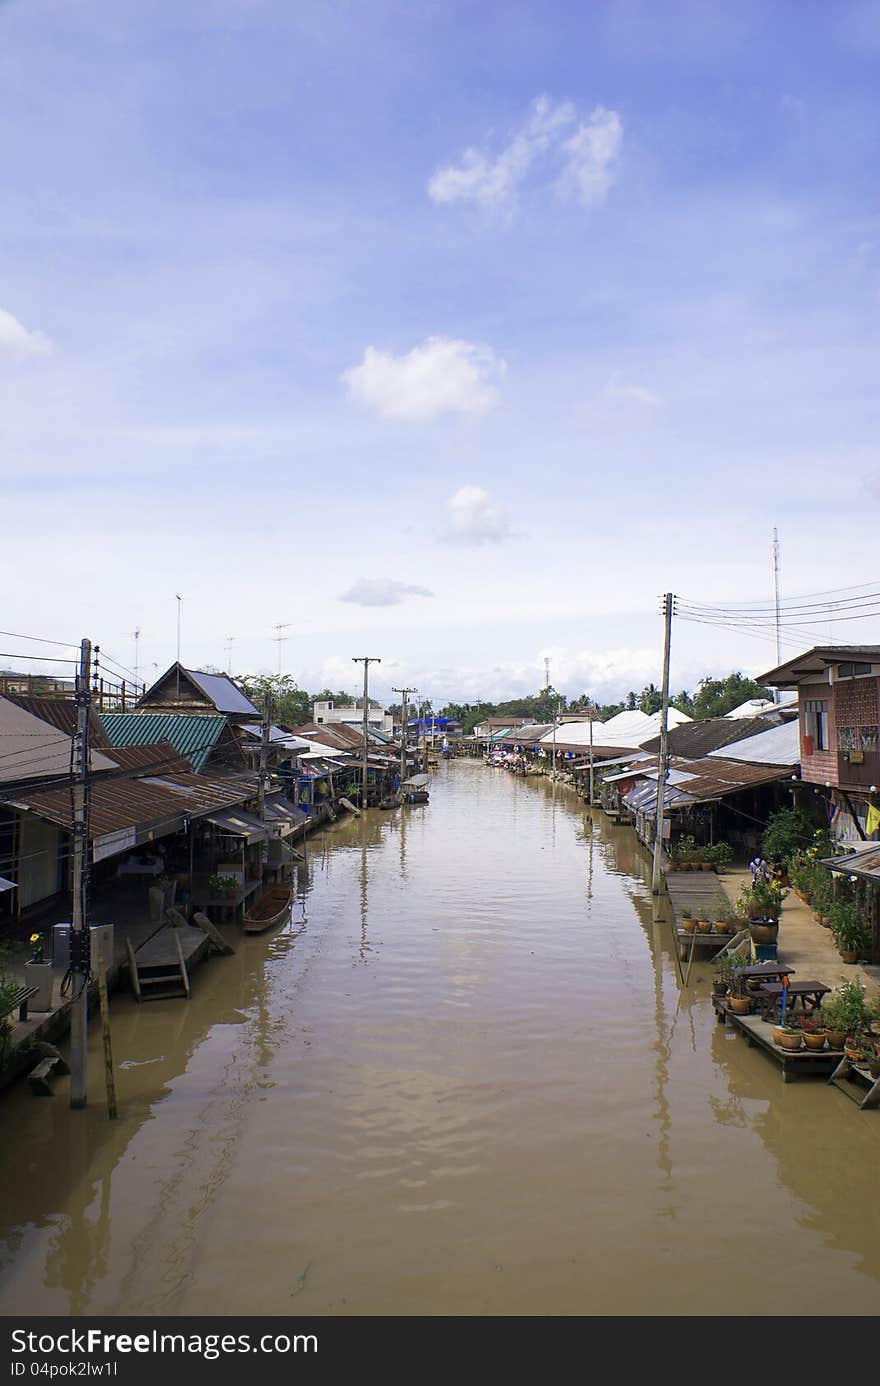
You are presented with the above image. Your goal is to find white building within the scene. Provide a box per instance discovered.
[312,699,394,735]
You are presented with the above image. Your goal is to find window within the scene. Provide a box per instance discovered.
[804,699,828,751]
[836,661,872,679]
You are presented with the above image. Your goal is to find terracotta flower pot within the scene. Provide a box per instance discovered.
[772,1025,785,1045]
[825,1029,846,1050]
[803,1032,827,1052]
[681,918,697,933]
[818,916,831,928]
[729,996,751,1015]
[838,947,859,964]
[779,1031,804,1051]
[696,919,713,933]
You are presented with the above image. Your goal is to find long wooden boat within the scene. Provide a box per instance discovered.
[242,884,293,934]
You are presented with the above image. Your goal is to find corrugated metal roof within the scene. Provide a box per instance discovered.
[100,712,227,772]
[100,742,194,776]
[539,707,691,750]
[821,845,880,880]
[706,720,799,767]
[0,696,116,785]
[1,693,112,746]
[9,770,250,838]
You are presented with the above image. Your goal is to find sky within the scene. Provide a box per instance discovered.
[3,0,880,706]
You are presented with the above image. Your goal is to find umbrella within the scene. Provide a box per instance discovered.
[401,773,430,788]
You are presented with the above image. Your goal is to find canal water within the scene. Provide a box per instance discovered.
[1,760,879,1316]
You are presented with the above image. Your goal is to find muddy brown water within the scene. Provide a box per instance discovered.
[1,760,879,1316]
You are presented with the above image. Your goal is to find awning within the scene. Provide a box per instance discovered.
[263,796,309,838]
[204,807,269,845]
[820,845,880,882]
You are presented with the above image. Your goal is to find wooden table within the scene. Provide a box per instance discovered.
[756,980,830,1021]
[740,964,795,984]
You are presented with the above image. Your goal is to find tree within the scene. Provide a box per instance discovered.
[637,683,663,715]
[691,672,774,720]
[234,673,311,726]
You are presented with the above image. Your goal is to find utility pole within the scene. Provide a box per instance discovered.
[225,635,235,676]
[258,691,271,821]
[651,593,674,895]
[551,700,560,779]
[352,656,381,810]
[544,656,550,692]
[133,627,140,691]
[393,686,416,788]
[70,638,92,1110]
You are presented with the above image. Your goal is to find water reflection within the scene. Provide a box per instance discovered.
[1,762,879,1315]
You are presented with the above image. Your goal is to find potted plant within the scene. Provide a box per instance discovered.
[156,872,176,908]
[680,908,697,934]
[828,900,868,963]
[822,979,879,1051]
[23,932,53,1012]
[736,879,787,945]
[712,955,739,997]
[725,962,752,1014]
[778,1025,804,1051]
[209,874,239,898]
[798,1015,827,1052]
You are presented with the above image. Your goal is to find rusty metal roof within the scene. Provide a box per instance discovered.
[99,743,194,776]
[9,770,251,839]
[619,752,795,803]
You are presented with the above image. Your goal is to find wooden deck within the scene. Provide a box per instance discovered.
[712,997,844,1082]
[127,925,211,1002]
[666,869,734,960]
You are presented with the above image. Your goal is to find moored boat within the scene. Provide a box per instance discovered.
[242,884,293,933]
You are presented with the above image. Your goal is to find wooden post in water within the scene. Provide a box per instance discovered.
[96,953,117,1119]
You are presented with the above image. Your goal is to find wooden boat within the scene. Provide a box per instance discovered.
[242,884,293,934]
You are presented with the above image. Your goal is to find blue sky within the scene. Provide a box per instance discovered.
[4,0,880,703]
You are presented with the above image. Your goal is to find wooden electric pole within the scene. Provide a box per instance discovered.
[70,637,92,1109]
[352,656,381,810]
[651,593,674,895]
[393,686,416,788]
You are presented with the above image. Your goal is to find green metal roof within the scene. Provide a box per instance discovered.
[99,712,227,773]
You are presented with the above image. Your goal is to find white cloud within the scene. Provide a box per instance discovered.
[0,307,51,360]
[603,375,663,409]
[343,336,505,420]
[339,578,434,607]
[443,485,511,545]
[428,96,622,211]
[556,107,624,207]
[428,95,576,207]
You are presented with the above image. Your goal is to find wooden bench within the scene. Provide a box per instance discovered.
[1,984,38,1025]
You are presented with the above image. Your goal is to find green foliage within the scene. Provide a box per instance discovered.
[208,874,239,895]
[637,683,663,715]
[690,672,774,720]
[762,807,814,868]
[821,980,880,1037]
[736,879,788,923]
[234,673,312,726]
[829,901,869,953]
